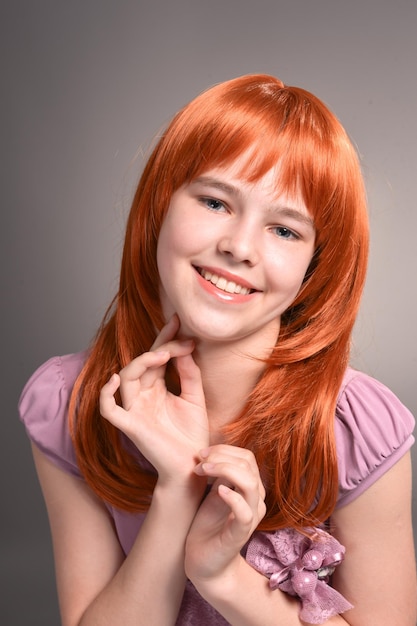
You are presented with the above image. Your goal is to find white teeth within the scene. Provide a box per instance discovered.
[225,281,236,293]
[199,269,252,295]
[217,277,227,290]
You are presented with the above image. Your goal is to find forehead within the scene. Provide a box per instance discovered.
[191,155,309,215]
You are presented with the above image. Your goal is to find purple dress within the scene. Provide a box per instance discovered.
[18,352,415,625]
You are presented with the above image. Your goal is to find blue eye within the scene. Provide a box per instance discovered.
[201,197,226,212]
[273,226,299,240]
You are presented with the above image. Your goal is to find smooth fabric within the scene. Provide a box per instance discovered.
[18,352,415,625]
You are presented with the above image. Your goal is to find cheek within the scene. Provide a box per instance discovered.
[289,252,316,301]
[156,238,175,318]
[267,248,314,293]
[156,230,174,305]
[157,210,195,257]
[156,219,177,272]
[156,219,190,301]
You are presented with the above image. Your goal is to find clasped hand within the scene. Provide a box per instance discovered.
[100,314,266,583]
[185,445,266,586]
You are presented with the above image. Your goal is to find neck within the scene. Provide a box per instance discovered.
[192,337,273,442]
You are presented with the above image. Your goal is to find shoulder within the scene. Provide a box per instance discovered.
[18,351,88,477]
[334,368,415,507]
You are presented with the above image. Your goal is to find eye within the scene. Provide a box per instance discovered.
[272,226,299,240]
[200,197,227,212]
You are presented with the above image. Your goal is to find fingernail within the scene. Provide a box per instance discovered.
[194,462,214,476]
[193,463,205,476]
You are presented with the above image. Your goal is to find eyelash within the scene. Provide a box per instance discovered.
[199,197,227,212]
[199,197,301,240]
[272,226,300,240]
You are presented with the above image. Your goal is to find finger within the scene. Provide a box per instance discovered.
[151,314,180,350]
[100,372,121,405]
[100,384,138,438]
[138,339,194,389]
[198,446,266,501]
[119,341,194,407]
[194,458,265,509]
[119,350,170,408]
[100,373,126,427]
[217,483,266,534]
[199,445,259,469]
[197,446,263,482]
[216,470,266,524]
[194,458,260,491]
[120,350,171,382]
[175,352,205,407]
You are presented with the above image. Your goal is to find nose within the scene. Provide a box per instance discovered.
[217,217,259,266]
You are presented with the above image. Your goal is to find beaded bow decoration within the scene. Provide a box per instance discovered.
[245,527,353,624]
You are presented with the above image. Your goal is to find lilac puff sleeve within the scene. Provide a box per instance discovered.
[246,371,414,624]
[18,353,87,477]
[335,369,415,508]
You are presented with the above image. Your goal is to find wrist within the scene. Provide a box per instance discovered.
[188,554,244,600]
[190,556,300,625]
[153,472,207,507]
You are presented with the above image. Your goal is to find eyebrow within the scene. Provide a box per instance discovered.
[191,176,315,229]
[272,207,315,229]
[192,177,239,197]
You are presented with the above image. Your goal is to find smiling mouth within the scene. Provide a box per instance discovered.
[196,267,255,295]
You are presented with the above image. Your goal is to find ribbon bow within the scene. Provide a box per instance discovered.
[245,527,353,624]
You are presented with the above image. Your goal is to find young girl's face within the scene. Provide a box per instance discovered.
[156,156,316,351]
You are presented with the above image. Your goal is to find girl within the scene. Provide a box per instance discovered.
[19,74,416,625]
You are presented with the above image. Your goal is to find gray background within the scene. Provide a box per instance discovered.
[2,1,416,623]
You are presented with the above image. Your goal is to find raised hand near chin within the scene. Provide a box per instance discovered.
[99,315,210,485]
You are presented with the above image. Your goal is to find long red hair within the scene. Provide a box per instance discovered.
[69,75,369,530]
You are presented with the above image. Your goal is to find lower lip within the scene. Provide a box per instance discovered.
[195,269,257,304]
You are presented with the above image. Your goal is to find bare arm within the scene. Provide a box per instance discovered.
[330,451,417,626]
[32,316,210,625]
[33,444,204,626]
[185,450,416,625]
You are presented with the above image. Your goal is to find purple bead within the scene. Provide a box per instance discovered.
[291,570,318,595]
[301,549,323,570]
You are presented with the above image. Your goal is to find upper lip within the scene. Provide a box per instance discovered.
[193,265,260,291]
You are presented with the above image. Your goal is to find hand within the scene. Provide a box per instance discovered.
[99,316,210,485]
[185,445,266,584]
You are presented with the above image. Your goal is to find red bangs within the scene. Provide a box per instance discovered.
[154,76,358,225]
[70,74,369,531]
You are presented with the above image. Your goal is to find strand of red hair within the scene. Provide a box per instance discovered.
[69,74,369,530]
